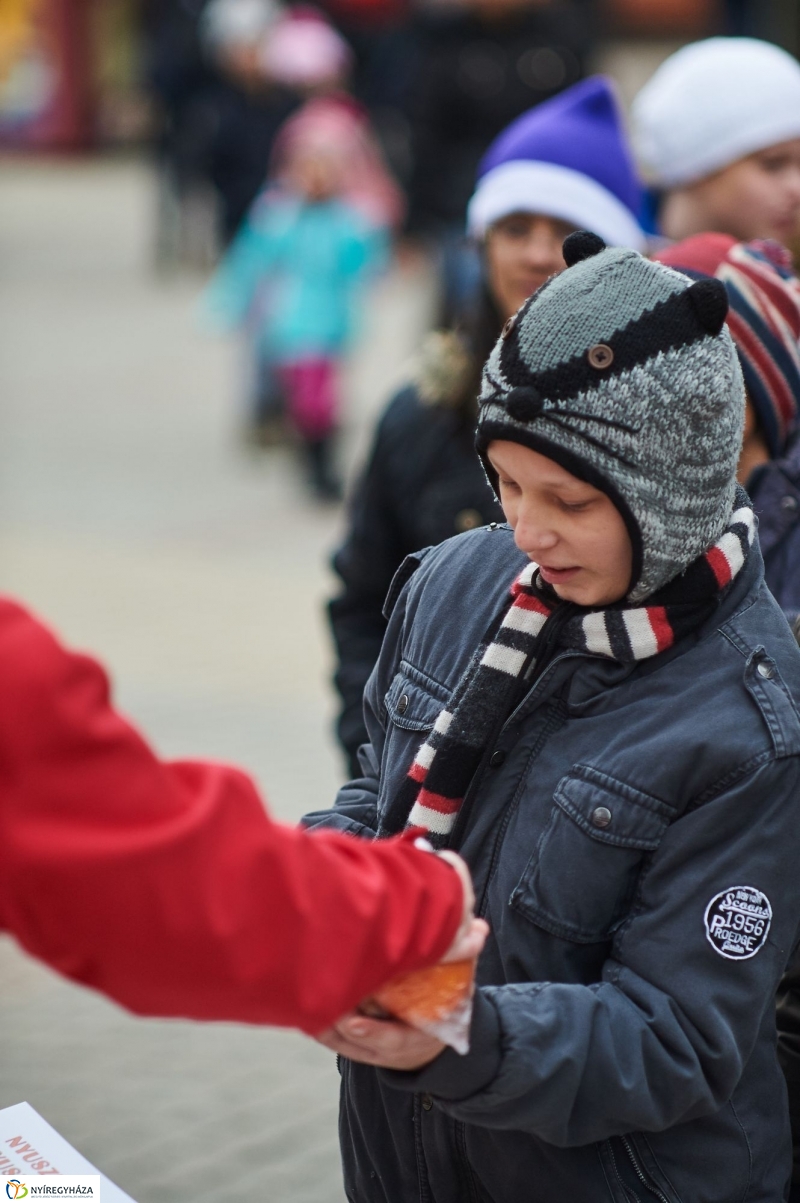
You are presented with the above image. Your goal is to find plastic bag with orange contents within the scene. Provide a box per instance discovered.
[360,959,476,1055]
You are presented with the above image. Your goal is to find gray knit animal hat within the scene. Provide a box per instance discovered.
[475,231,746,603]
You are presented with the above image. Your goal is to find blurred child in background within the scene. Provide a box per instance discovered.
[655,233,800,624]
[203,11,398,499]
[632,38,800,245]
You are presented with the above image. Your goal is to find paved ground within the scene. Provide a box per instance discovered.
[0,156,435,1202]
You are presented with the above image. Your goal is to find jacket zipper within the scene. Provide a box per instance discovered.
[620,1135,672,1203]
[606,1138,643,1203]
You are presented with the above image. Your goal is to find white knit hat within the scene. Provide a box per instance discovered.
[201,0,282,50]
[632,38,800,188]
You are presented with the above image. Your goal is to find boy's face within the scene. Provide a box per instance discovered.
[665,138,800,244]
[487,440,633,607]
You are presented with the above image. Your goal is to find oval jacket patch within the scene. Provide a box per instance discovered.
[704,885,772,960]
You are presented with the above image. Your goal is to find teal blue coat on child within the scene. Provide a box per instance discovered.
[202,194,388,362]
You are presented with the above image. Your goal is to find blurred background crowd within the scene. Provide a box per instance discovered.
[3,1,800,1201]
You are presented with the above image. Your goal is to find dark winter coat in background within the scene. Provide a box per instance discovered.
[406,1,593,233]
[307,523,800,1203]
[329,334,502,775]
[750,431,800,625]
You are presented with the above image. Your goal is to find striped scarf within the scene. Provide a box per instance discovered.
[400,495,756,844]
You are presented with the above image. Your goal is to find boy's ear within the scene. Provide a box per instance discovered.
[687,278,728,335]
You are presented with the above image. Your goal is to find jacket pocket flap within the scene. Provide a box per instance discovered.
[554,766,672,850]
[385,672,447,731]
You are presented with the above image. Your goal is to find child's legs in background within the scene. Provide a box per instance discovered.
[278,358,342,500]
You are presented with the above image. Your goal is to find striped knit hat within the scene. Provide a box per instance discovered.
[655,235,800,458]
[475,231,746,604]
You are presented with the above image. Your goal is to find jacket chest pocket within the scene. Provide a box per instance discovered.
[378,668,450,831]
[510,765,673,944]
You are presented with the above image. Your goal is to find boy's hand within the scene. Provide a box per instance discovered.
[317,1012,445,1071]
[315,849,488,1071]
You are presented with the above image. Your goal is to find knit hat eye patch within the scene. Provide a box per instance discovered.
[497,277,727,406]
[481,371,640,468]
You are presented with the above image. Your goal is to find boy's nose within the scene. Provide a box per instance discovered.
[513,515,559,556]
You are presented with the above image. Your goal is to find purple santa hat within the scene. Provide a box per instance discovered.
[467,76,645,251]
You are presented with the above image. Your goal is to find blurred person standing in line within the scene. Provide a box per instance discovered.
[141,0,218,266]
[654,234,800,623]
[406,0,594,322]
[632,37,800,246]
[200,0,300,243]
[202,78,392,499]
[329,76,645,775]
[142,0,299,263]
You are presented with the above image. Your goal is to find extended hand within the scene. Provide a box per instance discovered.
[317,1012,445,1070]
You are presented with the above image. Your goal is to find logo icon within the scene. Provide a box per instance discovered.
[705,885,772,960]
[6,1182,28,1200]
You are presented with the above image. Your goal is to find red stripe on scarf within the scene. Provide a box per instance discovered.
[706,545,733,588]
[511,592,552,615]
[415,789,462,816]
[646,605,674,652]
[408,760,428,784]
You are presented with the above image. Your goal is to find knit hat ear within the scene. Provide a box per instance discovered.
[687,279,728,334]
[563,230,606,267]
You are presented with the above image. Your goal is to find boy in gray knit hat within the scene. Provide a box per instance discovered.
[308,230,800,1203]
[475,230,744,602]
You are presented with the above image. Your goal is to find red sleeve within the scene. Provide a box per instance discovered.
[0,598,462,1034]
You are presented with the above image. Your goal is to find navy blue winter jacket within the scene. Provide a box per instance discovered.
[305,523,800,1203]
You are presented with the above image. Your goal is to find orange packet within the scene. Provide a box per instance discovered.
[361,960,475,1055]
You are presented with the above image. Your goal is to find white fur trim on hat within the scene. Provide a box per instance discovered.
[632,38,800,188]
[467,160,646,249]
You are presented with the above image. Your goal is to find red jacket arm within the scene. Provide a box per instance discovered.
[0,598,462,1033]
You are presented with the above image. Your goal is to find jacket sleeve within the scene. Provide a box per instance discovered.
[384,756,800,1145]
[328,396,411,776]
[199,217,274,329]
[0,598,463,1036]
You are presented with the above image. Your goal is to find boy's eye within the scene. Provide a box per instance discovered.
[559,498,591,513]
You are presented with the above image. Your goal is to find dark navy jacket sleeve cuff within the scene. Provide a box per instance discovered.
[377,989,501,1101]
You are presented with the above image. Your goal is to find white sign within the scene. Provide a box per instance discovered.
[0,1104,135,1202]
